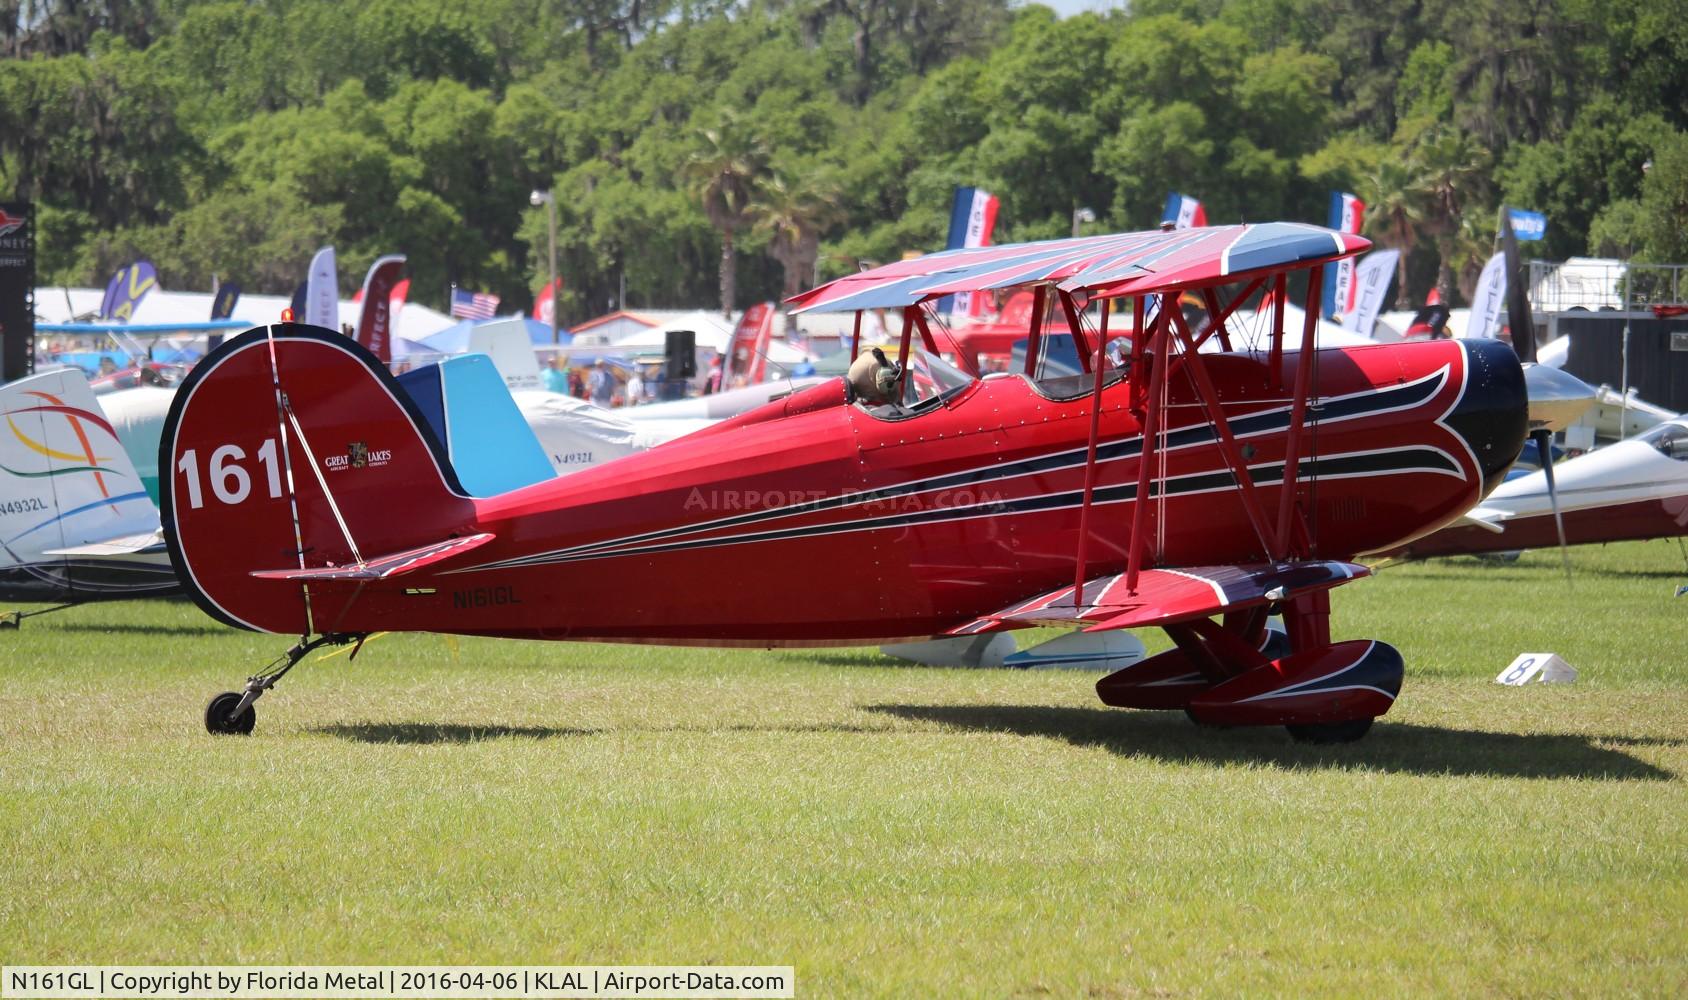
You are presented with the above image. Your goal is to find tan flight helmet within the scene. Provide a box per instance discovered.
[848,347,903,404]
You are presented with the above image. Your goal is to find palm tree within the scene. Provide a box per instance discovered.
[679,113,770,318]
[754,171,844,304]
[1447,208,1499,303]
[1362,157,1431,308]
[1416,129,1491,301]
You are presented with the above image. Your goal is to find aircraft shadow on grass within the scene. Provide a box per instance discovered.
[866,704,1675,781]
[50,622,225,637]
[314,723,597,744]
[316,721,894,745]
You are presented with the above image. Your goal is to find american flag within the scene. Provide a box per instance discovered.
[450,287,500,320]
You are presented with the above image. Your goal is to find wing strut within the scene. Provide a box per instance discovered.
[1023,286,1047,378]
[1274,264,1323,559]
[1167,304,1278,559]
[1124,294,1173,595]
[1073,298,1112,597]
[1058,290,1093,373]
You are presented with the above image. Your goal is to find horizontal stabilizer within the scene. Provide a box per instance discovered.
[1459,507,1510,533]
[249,532,494,582]
[950,561,1368,635]
[43,529,166,557]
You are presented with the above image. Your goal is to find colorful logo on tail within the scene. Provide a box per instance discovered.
[1,391,126,500]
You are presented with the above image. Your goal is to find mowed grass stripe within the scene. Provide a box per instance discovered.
[2,540,1684,996]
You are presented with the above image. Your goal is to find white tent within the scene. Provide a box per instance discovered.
[612,311,735,351]
[610,309,811,367]
[35,286,458,344]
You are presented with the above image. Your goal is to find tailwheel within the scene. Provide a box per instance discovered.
[1285,717,1374,744]
[202,632,366,736]
[205,692,256,736]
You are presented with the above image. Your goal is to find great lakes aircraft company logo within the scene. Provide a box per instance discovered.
[326,441,392,471]
[0,207,26,239]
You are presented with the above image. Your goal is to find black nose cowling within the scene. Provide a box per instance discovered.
[1444,339,1529,497]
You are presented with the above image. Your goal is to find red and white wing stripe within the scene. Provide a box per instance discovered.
[947,560,1369,635]
[788,224,1370,314]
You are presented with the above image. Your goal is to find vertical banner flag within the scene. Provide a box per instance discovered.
[0,201,34,382]
[450,287,501,320]
[1322,192,1367,320]
[356,255,407,362]
[210,282,242,320]
[305,246,338,329]
[289,281,307,320]
[1161,192,1207,230]
[532,278,560,329]
[100,261,158,322]
[1341,249,1399,336]
[1466,252,1508,340]
[939,186,999,317]
[1505,208,1547,242]
[208,279,241,351]
[724,302,773,386]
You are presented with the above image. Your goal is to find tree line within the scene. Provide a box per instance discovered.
[2,0,1684,324]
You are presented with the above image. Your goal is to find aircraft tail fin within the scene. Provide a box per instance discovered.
[161,324,479,632]
[0,368,158,576]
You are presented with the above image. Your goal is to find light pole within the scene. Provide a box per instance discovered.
[1072,205,1096,237]
[530,189,558,344]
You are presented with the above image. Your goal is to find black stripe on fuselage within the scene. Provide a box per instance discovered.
[465,446,1459,569]
[474,364,1452,572]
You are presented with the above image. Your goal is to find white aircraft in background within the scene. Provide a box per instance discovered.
[1397,418,1688,560]
[0,368,175,623]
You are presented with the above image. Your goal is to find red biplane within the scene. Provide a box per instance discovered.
[164,223,1528,742]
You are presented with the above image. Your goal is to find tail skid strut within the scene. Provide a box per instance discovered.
[205,632,367,735]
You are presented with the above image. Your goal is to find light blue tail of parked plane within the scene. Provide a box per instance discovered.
[397,354,554,496]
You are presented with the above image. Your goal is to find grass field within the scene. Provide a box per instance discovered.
[3,541,1686,997]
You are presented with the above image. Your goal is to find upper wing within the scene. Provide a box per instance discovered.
[949,561,1369,635]
[787,224,1370,314]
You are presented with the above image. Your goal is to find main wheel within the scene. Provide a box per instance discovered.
[205,692,255,736]
[1285,717,1373,744]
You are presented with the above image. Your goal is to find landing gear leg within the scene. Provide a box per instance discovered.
[1,603,76,629]
[205,632,365,735]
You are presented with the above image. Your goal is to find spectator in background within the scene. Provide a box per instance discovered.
[567,367,586,398]
[588,358,615,407]
[625,366,645,406]
[543,355,569,394]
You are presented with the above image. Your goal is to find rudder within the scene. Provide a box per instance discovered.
[161,324,477,633]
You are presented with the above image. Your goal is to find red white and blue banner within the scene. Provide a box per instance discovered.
[1161,192,1207,230]
[1340,249,1398,336]
[450,287,500,320]
[356,256,407,362]
[939,186,999,317]
[1322,192,1366,320]
[305,246,338,330]
[99,261,158,322]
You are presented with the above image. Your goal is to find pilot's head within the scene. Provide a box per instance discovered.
[848,347,901,404]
